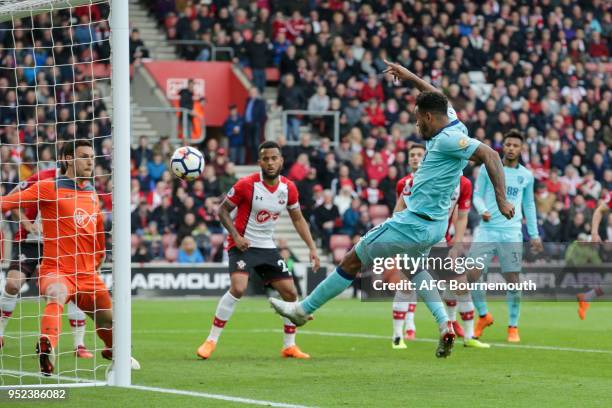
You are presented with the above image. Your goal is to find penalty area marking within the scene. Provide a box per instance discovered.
[127,384,315,408]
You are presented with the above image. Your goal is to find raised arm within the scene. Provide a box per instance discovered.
[470,144,515,220]
[383,59,439,93]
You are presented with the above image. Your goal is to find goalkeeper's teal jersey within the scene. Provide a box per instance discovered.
[473,163,539,238]
[403,106,480,221]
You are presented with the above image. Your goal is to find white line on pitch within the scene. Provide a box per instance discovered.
[128,384,315,408]
[128,328,612,354]
[7,328,612,355]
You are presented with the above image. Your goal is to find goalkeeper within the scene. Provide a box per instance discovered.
[0,140,138,375]
[0,162,93,359]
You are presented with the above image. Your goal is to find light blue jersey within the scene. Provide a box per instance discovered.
[403,106,480,221]
[473,163,539,238]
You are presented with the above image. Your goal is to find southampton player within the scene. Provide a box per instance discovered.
[271,61,514,358]
[389,144,424,346]
[197,141,320,360]
[391,148,487,349]
[0,140,140,375]
[0,166,93,358]
[576,194,610,319]
[466,130,543,343]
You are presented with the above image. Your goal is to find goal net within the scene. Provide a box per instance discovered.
[0,0,131,388]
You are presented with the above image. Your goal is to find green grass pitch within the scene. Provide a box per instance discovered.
[1,298,611,407]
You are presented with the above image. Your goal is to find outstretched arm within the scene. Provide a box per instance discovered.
[0,181,51,212]
[470,144,514,220]
[383,59,439,93]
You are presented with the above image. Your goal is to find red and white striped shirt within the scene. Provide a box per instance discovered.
[226,172,299,250]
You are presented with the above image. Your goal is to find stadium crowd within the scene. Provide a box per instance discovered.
[0,1,610,264]
[142,0,611,259]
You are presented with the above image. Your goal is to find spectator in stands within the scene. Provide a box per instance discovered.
[177,236,205,264]
[219,161,238,194]
[203,166,221,198]
[245,30,270,93]
[223,104,245,164]
[151,195,179,234]
[288,153,310,182]
[147,153,167,183]
[178,79,195,138]
[244,87,267,163]
[129,29,149,64]
[277,74,306,142]
[132,135,153,168]
[132,242,153,263]
[312,190,340,251]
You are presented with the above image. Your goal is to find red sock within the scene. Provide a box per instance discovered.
[41,302,64,348]
[96,325,113,348]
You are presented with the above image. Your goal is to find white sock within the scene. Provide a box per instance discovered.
[392,291,411,338]
[457,293,475,340]
[584,287,604,301]
[207,291,239,342]
[0,287,18,336]
[283,317,296,348]
[67,301,87,348]
[443,290,457,321]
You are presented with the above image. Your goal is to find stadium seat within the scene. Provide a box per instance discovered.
[368,205,389,220]
[330,234,351,251]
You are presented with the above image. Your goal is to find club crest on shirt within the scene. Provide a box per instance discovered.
[458,137,468,148]
[278,190,287,205]
[74,208,97,228]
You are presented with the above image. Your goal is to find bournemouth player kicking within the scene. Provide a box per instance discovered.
[270,61,514,359]
[576,195,610,319]
[390,147,488,349]
[197,141,320,360]
[465,130,543,343]
[0,140,140,375]
[0,167,93,358]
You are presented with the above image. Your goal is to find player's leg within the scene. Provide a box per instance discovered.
[452,273,489,348]
[66,301,93,358]
[499,235,523,342]
[467,232,495,338]
[197,253,248,359]
[270,277,310,359]
[0,270,27,347]
[270,246,361,326]
[577,286,605,320]
[75,282,140,369]
[503,272,521,342]
[391,289,411,348]
[404,293,417,340]
[442,289,465,338]
[37,276,71,375]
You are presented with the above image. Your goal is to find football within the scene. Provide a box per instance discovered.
[170,146,205,180]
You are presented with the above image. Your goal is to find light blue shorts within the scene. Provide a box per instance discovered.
[469,227,523,274]
[354,210,447,268]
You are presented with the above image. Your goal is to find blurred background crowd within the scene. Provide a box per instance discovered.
[0,1,610,264]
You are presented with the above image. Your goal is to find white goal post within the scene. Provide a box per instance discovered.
[0,0,131,388]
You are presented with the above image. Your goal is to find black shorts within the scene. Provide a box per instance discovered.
[228,247,291,285]
[8,241,42,278]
